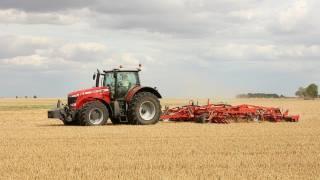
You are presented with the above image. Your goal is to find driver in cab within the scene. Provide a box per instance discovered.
[118,74,131,97]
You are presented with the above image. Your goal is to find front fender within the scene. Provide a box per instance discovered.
[76,94,111,109]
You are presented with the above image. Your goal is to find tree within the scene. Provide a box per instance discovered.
[305,84,318,99]
[295,84,318,99]
[295,87,305,98]
[236,93,282,98]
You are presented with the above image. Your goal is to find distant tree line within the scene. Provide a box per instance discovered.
[237,93,285,99]
[237,83,319,99]
[295,83,318,99]
[15,95,38,99]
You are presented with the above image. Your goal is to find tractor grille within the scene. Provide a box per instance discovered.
[68,96,77,105]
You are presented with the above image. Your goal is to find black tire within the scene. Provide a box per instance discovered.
[79,101,109,126]
[196,114,208,123]
[62,120,79,126]
[128,92,161,125]
[62,112,80,126]
[110,118,121,125]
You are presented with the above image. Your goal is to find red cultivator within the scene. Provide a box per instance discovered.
[160,100,299,123]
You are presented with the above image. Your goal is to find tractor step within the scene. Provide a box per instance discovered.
[119,116,128,123]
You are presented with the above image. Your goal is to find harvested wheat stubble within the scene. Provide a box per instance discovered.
[0,98,319,180]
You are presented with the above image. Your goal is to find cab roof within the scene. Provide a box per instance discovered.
[103,68,141,73]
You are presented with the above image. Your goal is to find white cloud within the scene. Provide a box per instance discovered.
[278,0,308,32]
[0,34,157,73]
[228,9,260,20]
[0,35,53,59]
[60,43,107,54]
[0,35,108,70]
[59,42,107,61]
[2,54,47,66]
[204,43,320,61]
[0,9,79,25]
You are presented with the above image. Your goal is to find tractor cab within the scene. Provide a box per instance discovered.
[94,69,141,100]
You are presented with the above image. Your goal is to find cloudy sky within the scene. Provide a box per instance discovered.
[0,0,319,98]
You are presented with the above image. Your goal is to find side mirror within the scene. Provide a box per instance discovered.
[93,73,96,80]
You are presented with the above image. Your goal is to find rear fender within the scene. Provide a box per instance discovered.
[126,86,162,102]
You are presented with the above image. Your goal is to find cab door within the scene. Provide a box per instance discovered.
[115,72,139,99]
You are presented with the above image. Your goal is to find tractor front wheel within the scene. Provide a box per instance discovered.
[79,101,109,126]
[62,113,80,126]
[128,92,161,125]
[63,120,79,126]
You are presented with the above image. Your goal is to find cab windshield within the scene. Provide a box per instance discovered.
[103,73,114,87]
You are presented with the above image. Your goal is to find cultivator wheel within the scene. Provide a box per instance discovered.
[195,114,208,123]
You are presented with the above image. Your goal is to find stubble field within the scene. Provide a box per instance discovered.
[0,98,319,179]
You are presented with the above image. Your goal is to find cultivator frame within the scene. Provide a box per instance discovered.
[161,100,299,123]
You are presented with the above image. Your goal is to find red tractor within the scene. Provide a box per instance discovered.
[48,67,162,126]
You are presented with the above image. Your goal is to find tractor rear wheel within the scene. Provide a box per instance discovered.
[79,101,109,126]
[128,92,161,125]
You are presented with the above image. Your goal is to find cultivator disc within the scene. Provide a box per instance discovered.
[160,100,299,124]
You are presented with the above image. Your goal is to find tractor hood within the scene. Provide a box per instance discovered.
[68,87,109,97]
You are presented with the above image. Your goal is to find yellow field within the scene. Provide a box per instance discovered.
[0,98,319,179]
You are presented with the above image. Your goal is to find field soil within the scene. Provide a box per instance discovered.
[0,98,319,179]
